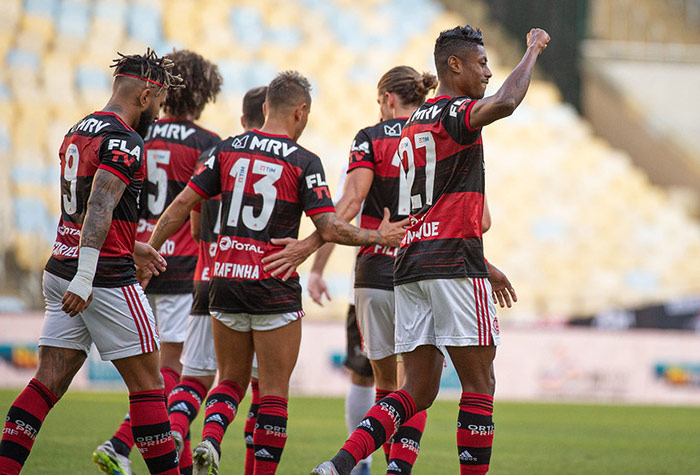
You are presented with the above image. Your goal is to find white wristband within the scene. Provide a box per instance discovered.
[66,246,100,301]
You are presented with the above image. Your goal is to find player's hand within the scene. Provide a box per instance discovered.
[61,291,93,317]
[486,261,517,308]
[377,208,409,248]
[308,271,331,306]
[262,237,316,281]
[134,242,166,275]
[527,28,550,54]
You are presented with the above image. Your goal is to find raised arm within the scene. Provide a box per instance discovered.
[62,169,127,315]
[149,186,203,251]
[469,28,550,129]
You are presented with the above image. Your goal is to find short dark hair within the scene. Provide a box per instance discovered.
[162,50,222,119]
[266,71,312,113]
[378,66,438,107]
[242,86,267,129]
[111,48,184,93]
[434,25,484,76]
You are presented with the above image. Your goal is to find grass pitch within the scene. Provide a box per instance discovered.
[1,389,698,474]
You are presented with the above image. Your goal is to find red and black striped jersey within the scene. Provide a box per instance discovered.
[188,130,335,315]
[394,95,487,285]
[348,118,409,290]
[136,119,220,294]
[45,111,145,287]
[191,147,220,316]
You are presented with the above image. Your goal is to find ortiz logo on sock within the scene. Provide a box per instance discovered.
[135,431,174,446]
[467,424,494,435]
[378,401,401,431]
[398,437,421,453]
[263,424,288,437]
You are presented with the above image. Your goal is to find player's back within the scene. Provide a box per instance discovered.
[349,117,409,290]
[138,118,220,294]
[46,111,145,287]
[188,129,333,314]
[394,95,488,285]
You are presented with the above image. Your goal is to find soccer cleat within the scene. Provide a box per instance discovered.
[93,440,132,475]
[311,461,341,475]
[192,439,220,475]
[172,430,185,456]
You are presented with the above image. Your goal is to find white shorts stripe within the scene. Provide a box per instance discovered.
[477,278,487,345]
[473,279,482,345]
[133,286,156,352]
[481,279,491,345]
[126,285,153,353]
[122,286,146,353]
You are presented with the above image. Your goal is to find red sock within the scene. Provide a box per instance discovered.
[457,393,494,474]
[160,367,181,398]
[338,390,416,467]
[0,379,58,474]
[387,410,427,474]
[179,432,192,474]
[201,380,244,452]
[244,380,260,475]
[111,415,134,451]
[130,389,179,475]
[252,395,288,474]
[168,377,208,437]
[375,388,392,462]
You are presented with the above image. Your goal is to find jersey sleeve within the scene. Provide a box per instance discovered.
[98,130,145,184]
[441,97,482,146]
[347,129,374,172]
[188,147,221,199]
[300,154,335,216]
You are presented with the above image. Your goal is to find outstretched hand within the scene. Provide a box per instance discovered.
[262,237,317,281]
[487,262,517,308]
[377,208,409,248]
[134,241,167,289]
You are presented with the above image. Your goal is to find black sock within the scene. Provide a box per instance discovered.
[330,449,357,475]
[109,437,131,457]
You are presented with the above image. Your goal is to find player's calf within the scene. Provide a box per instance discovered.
[457,393,495,474]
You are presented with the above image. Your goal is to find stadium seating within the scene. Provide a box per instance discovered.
[1,0,699,320]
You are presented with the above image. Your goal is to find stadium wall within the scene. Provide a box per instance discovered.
[1,315,699,406]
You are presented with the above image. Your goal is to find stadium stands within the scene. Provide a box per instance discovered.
[2,0,699,320]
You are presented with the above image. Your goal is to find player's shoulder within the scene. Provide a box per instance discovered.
[69,111,139,140]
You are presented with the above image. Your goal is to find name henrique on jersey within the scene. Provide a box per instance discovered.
[188,130,334,315]
[45,111,145,287]
[348,118,409,290]
[394,95,487,285]
[191,146,221,316]
[137,119,220,294]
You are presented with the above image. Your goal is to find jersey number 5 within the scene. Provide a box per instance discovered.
[398,131,436,212]
[146,149,171,215]
[226,157,283,231]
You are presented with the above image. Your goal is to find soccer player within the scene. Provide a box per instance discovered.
[94,49,222,475]
[0,50,183,475]
[166,85,268,475]
[312,25,549,475]
[145,71,407,475]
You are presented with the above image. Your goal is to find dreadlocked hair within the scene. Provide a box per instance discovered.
[162,50,223,119]
[378,66,438,107]
[111,48,184,94]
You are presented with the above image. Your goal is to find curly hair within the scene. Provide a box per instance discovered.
[162,50,223,119]
[434,25,484,75]
[378,66,438,107]
[111,48,184,93]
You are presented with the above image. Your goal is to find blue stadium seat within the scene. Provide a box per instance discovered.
[75,65,110,92]
[127,2,163,46]
[6,48,40,72]
[56,0,90,39]
[94,0,126,23]
[230,6,265,50]
[23,0,58,17]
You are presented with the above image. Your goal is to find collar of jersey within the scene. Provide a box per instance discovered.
[426,95,451,104]
[253,129,291,139]
[93,111,135,131]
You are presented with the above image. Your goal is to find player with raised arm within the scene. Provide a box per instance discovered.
[312,25,548,475]
[145,71,407,474]
[166,86,268,475]
[94,49,222,475]
[0,50,183,475]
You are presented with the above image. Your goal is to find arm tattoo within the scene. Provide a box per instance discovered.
[313,213,382,246]
[79,169,127,250]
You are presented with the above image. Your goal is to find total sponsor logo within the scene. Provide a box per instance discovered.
[136,218,156,234]
[218,236,265,254]
[401,220,440,246]
[52,242,79,258]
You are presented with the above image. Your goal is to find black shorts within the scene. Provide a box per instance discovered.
[343,305,373,377]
